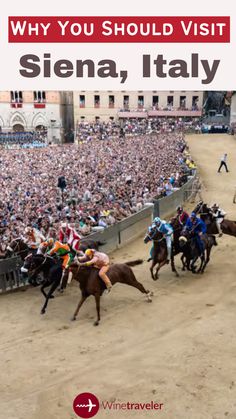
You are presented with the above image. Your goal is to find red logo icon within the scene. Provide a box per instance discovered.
[73,392,100,418]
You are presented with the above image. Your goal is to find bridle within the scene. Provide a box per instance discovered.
[26,255,49,278]
[7,239,28,256]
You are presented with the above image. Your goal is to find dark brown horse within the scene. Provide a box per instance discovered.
[5,238,30,260]
[179,229,217,273]
[194,201,236,237]
[144,228,179,280]
[70,260,152,326]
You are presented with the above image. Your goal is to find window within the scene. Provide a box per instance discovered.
[11,91,23,103]
[138,95,144,108]
[179,95,186,109]
[109,117,114,121]
[109,95,115,108]
[167,96,173,107]
[152,96,159,108]
[34,91,46,103]
[123,95,129,109]
[192,95,199,110]
[94,95,100,108]
[79,95,85,108]
[80,116,85,120]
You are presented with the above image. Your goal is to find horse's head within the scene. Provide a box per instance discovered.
[144,226,164,244]
[179,229,191,248]
[5,239,20,258]
[144,233,152,244]
[169,216,181,230]
[193,201,204,215]
[21,253,45,274]
[5,238,28,259]
[69,261,91,282]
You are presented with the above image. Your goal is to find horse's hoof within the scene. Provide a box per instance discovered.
[147,298,152,303]
[71,316,76,322]
[175,272,180,277]
[41,309,46,315]
[93,321,99,326]
[49,295,55,299]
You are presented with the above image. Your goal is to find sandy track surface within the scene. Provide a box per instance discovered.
[1,134,236,419]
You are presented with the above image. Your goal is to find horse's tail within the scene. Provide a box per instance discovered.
[125,259,143,267]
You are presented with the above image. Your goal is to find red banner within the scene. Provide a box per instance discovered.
[8,16,230,43]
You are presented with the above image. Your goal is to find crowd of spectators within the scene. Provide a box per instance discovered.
[76,121,120,142]
[0,124,197,249]
[0,130,47,149]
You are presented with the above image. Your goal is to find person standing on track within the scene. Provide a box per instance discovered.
[217,153,229,173]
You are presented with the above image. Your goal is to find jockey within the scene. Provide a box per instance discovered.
[210,203,226,237]
[185,212,207,255]
[24,227,45,251]
[78,248,112,292]
[176,206,189,226]
[152,217,173,263]
[48,240,74,270]
[37,238,54,255]
[59,222,81,253]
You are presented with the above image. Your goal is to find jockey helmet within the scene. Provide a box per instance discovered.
[25,227,32,234]
[190,212,196,219]
[85,248,95,258]
[153,217,161,226]
[47,238,54,246]
[176,206,183,213]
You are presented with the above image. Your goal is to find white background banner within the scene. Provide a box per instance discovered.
[1,0,235,90]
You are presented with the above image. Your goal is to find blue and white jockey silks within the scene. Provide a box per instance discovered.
[150,218,173,261]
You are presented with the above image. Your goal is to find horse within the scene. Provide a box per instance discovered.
[69,260,153,326]
[194,201,236,237]
[179,229,217,273]
[5,238,31,260]
[22,254,63,314]
[144,228,179,280]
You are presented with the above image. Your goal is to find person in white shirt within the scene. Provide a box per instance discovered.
[218,153,229,173]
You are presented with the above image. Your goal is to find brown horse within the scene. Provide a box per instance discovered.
[144,229,179,280]
[194,201,236,237]
[70,260,152,326]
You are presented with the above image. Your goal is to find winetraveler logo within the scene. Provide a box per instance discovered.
[73,392,164,417]
[73,393,100,418]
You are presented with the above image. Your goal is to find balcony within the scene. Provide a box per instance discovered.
[34,103,46,109]
[94,103,100,108]
[11,102,23,108]
[79,103,85,108]
[109,103,115,108]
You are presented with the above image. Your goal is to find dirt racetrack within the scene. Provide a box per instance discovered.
[1,134,236,419]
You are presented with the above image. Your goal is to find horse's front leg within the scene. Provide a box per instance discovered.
[71,293,88,321]
[191,256,198,273]
[197,253,205,273]
[171,255,179,277]
[155,260,166,279]
[181,254,186,271]
[94,293,101,326]
[150,259,157,280]
[41,278,60,315]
